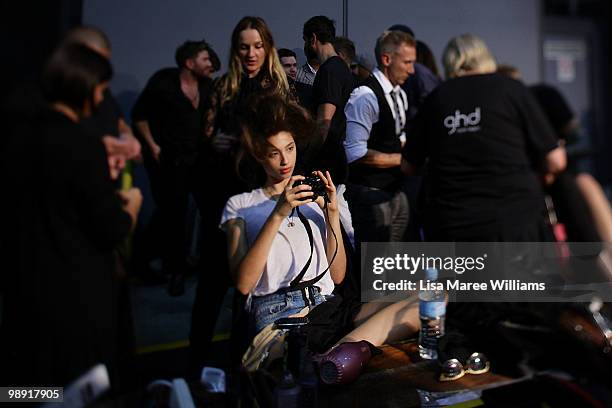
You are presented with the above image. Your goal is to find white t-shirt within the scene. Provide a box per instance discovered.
[220,188,335,297]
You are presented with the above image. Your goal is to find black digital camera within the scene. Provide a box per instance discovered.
[294,174,328,201]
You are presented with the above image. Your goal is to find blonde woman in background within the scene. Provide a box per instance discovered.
[191,16,291,370]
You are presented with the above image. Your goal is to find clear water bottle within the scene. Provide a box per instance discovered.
[418,268,446,360]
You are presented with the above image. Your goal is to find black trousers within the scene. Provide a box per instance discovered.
[158,157,202,278]
[142,150,237,373]
[188,166,241,373]
[345,183,410,243]
[188,221,232,372]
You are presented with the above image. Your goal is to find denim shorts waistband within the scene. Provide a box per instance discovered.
[252,285,321,301]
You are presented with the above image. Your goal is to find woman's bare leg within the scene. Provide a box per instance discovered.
[352,301,392,327]
[336,295,420,347]
[575,173,612,242]
[575,173,612,280]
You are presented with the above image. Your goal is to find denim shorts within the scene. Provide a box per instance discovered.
[250,287,326,334]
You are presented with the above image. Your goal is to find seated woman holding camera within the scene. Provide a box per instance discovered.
[220,95,419,383]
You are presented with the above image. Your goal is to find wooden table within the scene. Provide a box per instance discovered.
[318,340,516,408]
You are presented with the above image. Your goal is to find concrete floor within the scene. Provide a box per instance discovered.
[130,275,233,353]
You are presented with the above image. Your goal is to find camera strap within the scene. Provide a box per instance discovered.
[289,204,338,307]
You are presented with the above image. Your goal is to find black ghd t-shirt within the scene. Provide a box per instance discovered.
[403,73,559,236]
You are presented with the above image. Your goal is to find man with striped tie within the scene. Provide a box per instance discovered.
[343,30,416,243]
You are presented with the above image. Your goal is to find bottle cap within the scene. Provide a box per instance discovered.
[425,267,438,281]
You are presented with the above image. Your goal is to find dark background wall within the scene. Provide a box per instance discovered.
[1,0,82,87]
[542,0,612,185]
[346,0,542,83]
[81,0,541,94]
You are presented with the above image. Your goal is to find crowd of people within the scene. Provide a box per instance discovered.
[1,13,611,400]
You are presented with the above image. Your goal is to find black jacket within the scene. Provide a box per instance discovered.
[0,109,131,386]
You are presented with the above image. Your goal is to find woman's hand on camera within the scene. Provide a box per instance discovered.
[274,175,314,217]
[313,170,338,212]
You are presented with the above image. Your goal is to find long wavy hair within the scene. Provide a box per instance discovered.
[237,94,315,186]
[219,16,289,107]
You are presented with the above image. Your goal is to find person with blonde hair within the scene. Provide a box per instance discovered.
[404,32,565,240]
[401,34,567,369]
[442,33,497,79]
[191,16,290,370]
[206,16,289,155]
